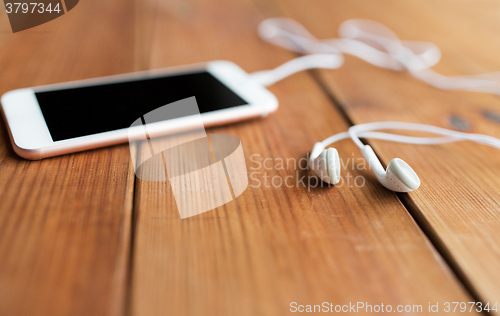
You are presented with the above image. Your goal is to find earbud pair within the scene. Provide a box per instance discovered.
[309,121,500,193]
[309,142,420,192]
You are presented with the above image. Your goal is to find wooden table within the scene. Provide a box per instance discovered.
[1,0,500,315]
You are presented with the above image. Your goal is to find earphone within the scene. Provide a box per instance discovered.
[309,122,500,192]
[249,18,500,192]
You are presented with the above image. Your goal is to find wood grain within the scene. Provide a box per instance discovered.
[128,0,480,315]
[1,0,498,315]
[0,1,136,315]
[267,0,500,311]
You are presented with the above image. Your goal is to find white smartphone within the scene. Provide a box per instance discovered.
[1,61,278,160]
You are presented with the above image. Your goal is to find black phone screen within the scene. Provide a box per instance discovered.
[36,71,248,142]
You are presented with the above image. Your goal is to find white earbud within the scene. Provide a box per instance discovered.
[309,143,341,185]
[309,142,419,191]
[361,145,420,192]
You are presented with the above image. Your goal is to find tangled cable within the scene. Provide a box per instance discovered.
[251,17,500,95]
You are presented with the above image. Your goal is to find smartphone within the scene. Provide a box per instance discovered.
[1,61,278,160]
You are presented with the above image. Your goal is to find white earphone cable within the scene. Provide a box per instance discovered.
[249,54,342,87]
[251,17,500,95]
[346,122,500,150]
[321,131,463,148]
[250,19,500,157]
[317,122,500,149]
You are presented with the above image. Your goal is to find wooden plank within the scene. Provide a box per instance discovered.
[129,0,479,315]
[269,0,500,311]
[0,1,136,316]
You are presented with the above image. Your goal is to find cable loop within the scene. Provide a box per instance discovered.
[254,17,500,94]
